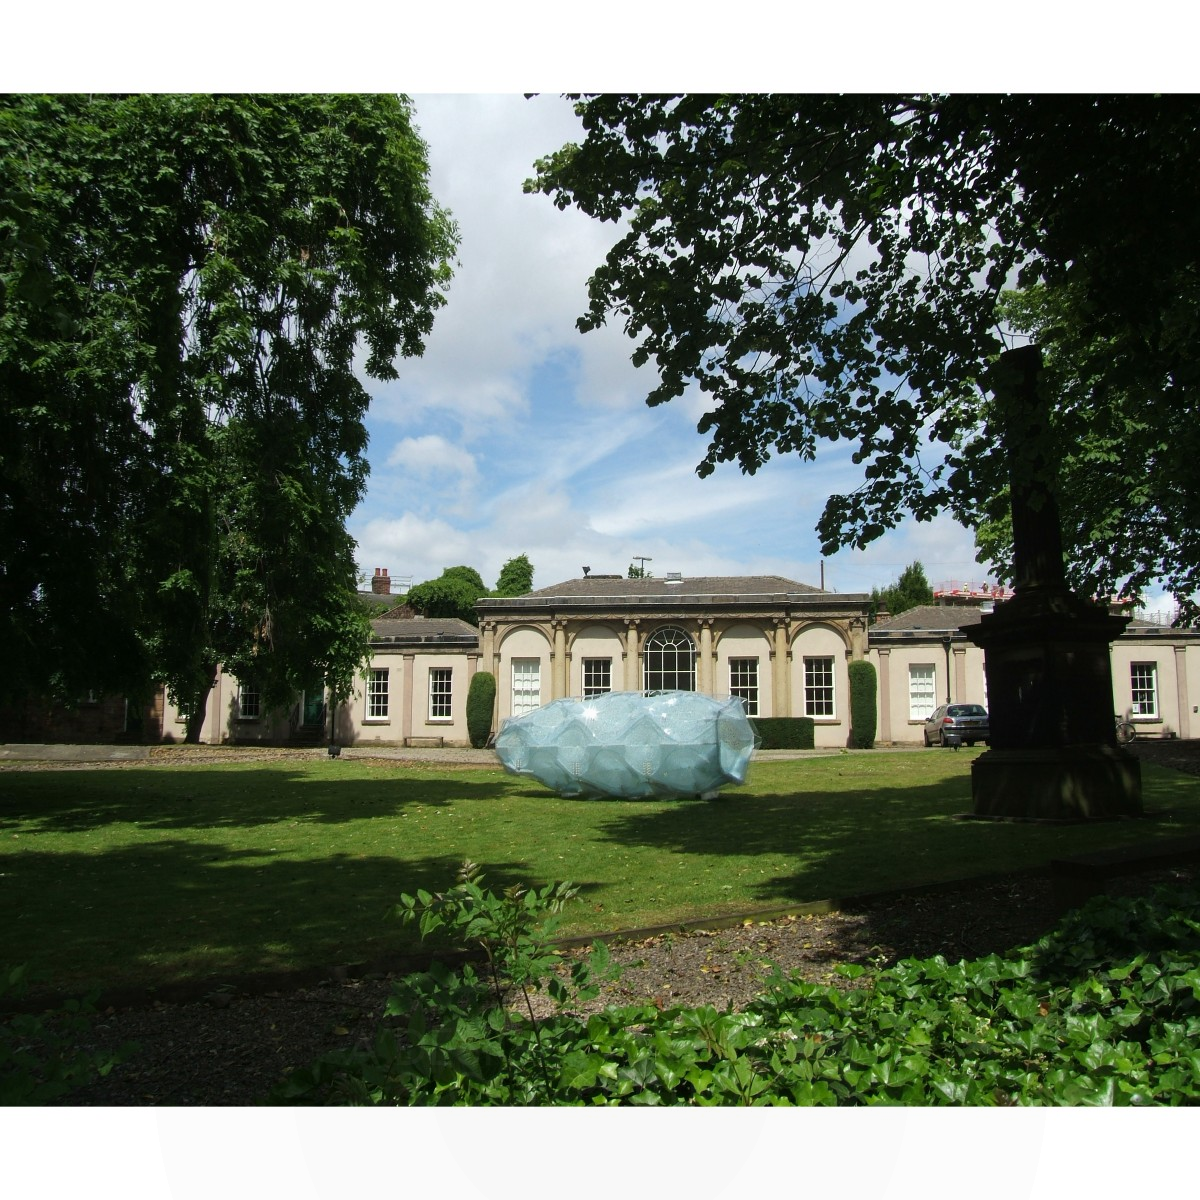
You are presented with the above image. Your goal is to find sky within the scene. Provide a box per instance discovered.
[350,93,995,600]
[19,7,1191,610]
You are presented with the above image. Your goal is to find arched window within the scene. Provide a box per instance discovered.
[642,627,696,692]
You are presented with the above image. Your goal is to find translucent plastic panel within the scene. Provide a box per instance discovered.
[495,690,757,799]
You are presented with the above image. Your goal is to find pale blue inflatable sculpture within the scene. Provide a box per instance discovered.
[495,690,757,799]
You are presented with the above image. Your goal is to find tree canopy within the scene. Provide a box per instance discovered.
[528,95,1200,613]
[1,94,458,722]
[871,561,934,620]
[406,557,537,623]
[493,553,534,597]
[405,566,487,624]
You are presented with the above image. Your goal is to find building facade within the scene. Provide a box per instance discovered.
[159,614,481,747]
[868,603,1200,744]
[476,573,871,749]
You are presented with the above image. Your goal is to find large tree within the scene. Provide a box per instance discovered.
[1,94,458,732]
[871,560,934,620]
[528,95,1200,615]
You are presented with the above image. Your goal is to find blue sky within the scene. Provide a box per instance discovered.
[350,93,996,599]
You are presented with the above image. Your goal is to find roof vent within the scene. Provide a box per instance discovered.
[665,572,683,585]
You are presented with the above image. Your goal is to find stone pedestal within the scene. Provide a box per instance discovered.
[967,589,1142,819]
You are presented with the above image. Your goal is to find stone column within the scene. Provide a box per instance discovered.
[402,653,415,743]
[773,619,790,717]
[551,619,567,700]
[1175,646,1191,739]
[698,619,714,694]
[480,621,497,675]
[625,620,641,691]
[877,648,892,743]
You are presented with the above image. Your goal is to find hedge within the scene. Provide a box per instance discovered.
[466,671,497,748]
[752,717,815,750]
[848,659,877,749]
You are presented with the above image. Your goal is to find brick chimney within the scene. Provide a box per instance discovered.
[371,567,391,595]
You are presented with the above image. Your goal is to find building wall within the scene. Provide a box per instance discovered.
[1110,638,1199,740]
[159,651,477,747]
[788,622,852,747]
[870,642,990,744]
[871,631,1198,745]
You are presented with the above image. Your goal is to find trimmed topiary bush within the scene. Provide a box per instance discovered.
[466,671,497,748]
[848,659,877,749]
[753,717,815,750]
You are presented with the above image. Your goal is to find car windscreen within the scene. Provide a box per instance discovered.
[947,705,986,716]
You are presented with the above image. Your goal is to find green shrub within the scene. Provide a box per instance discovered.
[466,671,497,748]
[1,966,137,1104]
[848,659,877,749]
[273,874,1200,1107]
[753,717,815,750]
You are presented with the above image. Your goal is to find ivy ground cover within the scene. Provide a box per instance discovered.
[4,751,1200,998]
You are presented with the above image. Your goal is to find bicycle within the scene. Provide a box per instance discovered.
[1115,715,1137,745]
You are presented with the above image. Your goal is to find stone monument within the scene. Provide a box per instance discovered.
[965,346,1142,820]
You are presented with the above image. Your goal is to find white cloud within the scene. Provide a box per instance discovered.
[351,94,999,602]
[385,435,478,482]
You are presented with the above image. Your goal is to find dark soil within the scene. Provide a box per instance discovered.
[38,738,1200,1105]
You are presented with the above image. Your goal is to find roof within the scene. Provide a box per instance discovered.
[869,603,1200,642]
[870,605,985,636]
[358,590,400,610]
[369,615,478,647]
[520,574,823,599]
[475,575,871,616]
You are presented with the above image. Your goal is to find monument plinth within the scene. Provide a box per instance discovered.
[965,347,1142,820]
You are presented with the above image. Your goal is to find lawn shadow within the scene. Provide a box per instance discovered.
[591,763,1200,911]
[0,764,519,833]
[3,836,552,1003]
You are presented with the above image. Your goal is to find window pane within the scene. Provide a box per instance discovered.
[643,627,696,692]
[804,656,835,718]
[729,657,759,716]
[429,668,452,720]
[908,664,935,721]
[582,658,611,698]
[367,668,389,719]
[238,685,261,720]
[512,659,541,715]
[1130,662,1158,718]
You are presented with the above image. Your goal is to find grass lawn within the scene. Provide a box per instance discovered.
[4,750,1200,999]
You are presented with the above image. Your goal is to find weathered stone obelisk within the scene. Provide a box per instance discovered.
[965,346,1142,820]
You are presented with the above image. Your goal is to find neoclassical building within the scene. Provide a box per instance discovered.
[476,573,872,749]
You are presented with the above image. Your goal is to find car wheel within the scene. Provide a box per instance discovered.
[938,730,946,747]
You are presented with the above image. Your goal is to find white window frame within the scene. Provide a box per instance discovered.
[803,656,836,719]
[908,663,936,722]
[512,659,541,715]
[729,657,759,716]
[238,684,262,721]
[366,668,390,721]
[1130,662,1159,719]
[582,657,612,698]
[643,627,696,692]
[429,668,453,721]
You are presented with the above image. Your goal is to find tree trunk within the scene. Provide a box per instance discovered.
[183,663,219,744]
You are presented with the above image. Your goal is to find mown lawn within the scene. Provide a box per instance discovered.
[4,750,1200,998]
